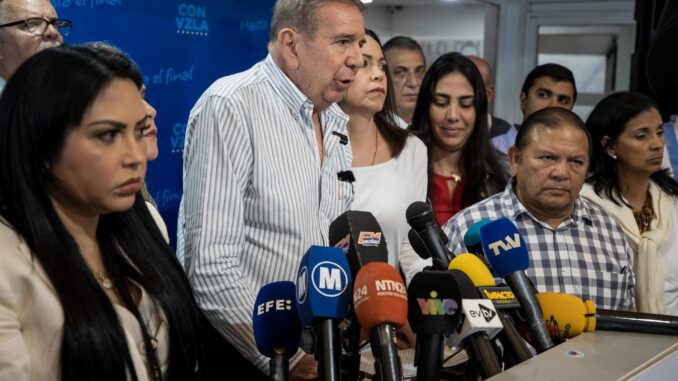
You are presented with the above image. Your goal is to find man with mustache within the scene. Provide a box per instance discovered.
[0,0,68,93]
[177,1,366,379]
[442,107,635,311]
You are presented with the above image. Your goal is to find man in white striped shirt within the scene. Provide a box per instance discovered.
[177,0,366,378]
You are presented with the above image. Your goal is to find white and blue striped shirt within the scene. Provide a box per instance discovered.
[177,55,353,370]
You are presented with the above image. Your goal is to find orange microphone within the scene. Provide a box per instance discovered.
[353,262,407,381]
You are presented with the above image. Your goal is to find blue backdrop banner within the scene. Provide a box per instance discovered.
[54,0,275,246]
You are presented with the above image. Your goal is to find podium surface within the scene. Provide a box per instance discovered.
[488,331,678,381]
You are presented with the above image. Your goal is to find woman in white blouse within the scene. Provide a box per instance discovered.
[581,91,678,315]
[339,29,430,284]
[0,45,201,380]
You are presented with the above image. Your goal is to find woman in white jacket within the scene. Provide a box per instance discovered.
[581,91,678,315]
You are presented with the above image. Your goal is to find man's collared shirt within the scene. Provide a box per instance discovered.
[442,180,635,310]
[177,54,354,369]
[0,77,5,95]
[491,123,519,155]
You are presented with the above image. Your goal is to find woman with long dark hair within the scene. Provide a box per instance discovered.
[581,91,678,315]
[339,29,429,283]
[0,45,201,380]
[409,52,507,226]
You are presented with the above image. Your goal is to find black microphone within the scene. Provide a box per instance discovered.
[329,210,389,381]
[332,131,349,145]
[406,201,453,270]
[407,270,463,381]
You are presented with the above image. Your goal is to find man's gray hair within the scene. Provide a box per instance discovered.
[269,0,365,42]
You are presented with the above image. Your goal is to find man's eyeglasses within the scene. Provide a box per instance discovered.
[0,18,73,37]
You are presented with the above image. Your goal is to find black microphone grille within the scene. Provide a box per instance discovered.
[406,201,435,229]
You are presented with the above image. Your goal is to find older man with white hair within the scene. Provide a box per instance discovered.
[0,0,70,93]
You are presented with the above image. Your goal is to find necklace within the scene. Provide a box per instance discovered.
[370,127,378,166]
[93,271,115,289]
[633,190,654,234]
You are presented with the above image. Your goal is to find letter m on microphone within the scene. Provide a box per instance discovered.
[479,218,529,273]
[296,246,352,325]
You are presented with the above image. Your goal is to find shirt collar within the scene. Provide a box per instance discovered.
[261,54,310,116]
[502,177,593,228]
[261,54,349,126]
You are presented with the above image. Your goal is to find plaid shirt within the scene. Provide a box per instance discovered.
[442,180,635,310]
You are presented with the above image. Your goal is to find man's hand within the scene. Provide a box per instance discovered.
[289,354,318,381]
[396,321,416,350]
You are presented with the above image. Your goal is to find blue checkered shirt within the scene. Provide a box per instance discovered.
[442,180,635,310]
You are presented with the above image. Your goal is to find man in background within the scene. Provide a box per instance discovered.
[492,63,577,154]
[467,55,513,139]
[0,0,68,93]
[383,35,426,128]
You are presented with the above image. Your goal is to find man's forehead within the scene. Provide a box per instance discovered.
[385,48,424,66]
[531,76,574,96]
[528,125,589,154]
[2,0,57,17]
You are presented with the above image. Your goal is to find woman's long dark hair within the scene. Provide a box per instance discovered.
[363,29,409,157]
[585,91,678,205]
[408,52,506,206]
[0,45,200,380]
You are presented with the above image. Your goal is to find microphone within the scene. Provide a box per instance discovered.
[406,201,453,270]
[295,246,352,381]
[353,262,407,381]
[478,218,555,353]
[407,270,462,381]
[446,269,503,379]
[253,281,303,381]
[462,219,492,257]
[537,292,678,340]
[449,254,535,365]
[332,131,349,145]
[329,210,388,380]
[329,210,389,277]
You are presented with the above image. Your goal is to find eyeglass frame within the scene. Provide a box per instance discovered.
[0,17,73,36]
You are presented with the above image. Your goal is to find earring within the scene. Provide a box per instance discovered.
[611,154,617,160]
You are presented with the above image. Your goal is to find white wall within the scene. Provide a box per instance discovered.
[364,4,487,64]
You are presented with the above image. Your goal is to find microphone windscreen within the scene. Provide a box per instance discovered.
[295,246,352,325]
[405,201,435,231]
[537,292,596,339]
[353,262,408,330]
[463,220,492,248]
[448,253,496,287]
[253,281,302,357]
[407,270,462,335]
[479,218,530,277]
[329,210,388,276]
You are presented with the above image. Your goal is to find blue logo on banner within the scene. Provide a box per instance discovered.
[177,3,209,36]
[240,19,268,32]
[53,0,122,8]
[171,122,187,154]
[311,261,348,297]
